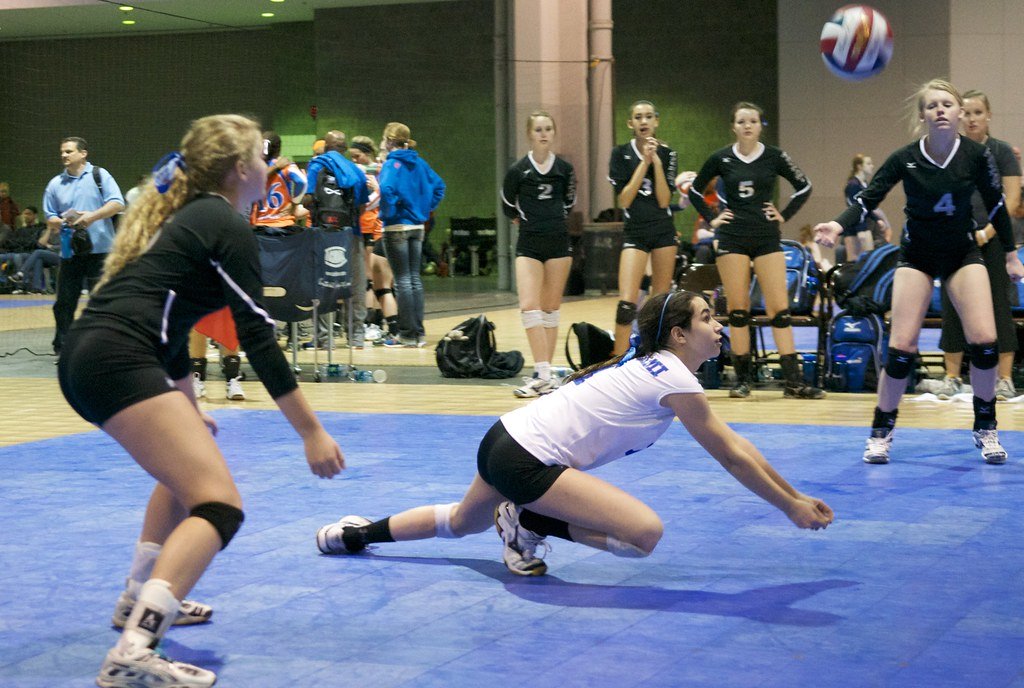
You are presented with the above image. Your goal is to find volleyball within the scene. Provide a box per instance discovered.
[819,5,893,81]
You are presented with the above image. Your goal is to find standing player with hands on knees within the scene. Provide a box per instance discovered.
[815,79,1024,465]
[58,114,345,688]
[317,291,833,577]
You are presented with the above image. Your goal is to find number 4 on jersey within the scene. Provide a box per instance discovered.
[932,193,955,216]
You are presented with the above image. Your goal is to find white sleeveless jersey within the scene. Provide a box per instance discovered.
[500,351,703,470]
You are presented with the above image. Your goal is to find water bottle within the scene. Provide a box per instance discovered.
[831,354,848,392]
[350,369,388,383]
[801,353,816,385]
[550,366,573,380]
[326,363,343,378]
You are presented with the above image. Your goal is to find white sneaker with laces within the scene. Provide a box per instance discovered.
[111,590,212,628]
[863,429,893,464]
[973,429,1008,465]
[96,644,215,688]
[935,376,962,400]
[995,377,1017,401]
[364,324,383,342]
[191,373,206,400]
[226,376,245,401]
[513,376,554,399]
[316,515,372,554]
[494,501,549,576]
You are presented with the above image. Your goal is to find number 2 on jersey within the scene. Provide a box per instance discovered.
[537,183,553,201]
[932,193,955,216]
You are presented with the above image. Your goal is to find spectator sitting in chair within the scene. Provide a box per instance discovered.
[11,207,58,294]
[0,208,46,287]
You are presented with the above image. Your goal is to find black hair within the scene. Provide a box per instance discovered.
[25,205,38,214]
[263,131,282,161]
[60,136,88,151]
[565,290,705,382]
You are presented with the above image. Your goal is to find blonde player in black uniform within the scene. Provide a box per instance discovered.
[815,79,1024,465]
[58,115,345,687]
[316,291,834,576]
[501,111,577,397]
[688,102,820,399]
[608,100,678,356]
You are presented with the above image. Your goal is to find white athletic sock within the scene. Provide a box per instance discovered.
[118,578,180,652]
[535,362,551,381]
[126,541,162,598]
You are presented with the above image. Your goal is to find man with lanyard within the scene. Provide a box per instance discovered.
[42,136,124,356]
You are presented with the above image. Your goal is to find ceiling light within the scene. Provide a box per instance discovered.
[122,19,136,25]
[261,12,274,17]
[119,5,134,10]
[270,0,285,3]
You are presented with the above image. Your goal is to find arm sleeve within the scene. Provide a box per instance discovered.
[304,159,323,199]
[777,151,812,221]
[429,167,446,211]
[42,181,59,220]
[977,147,1015,252]
[284,164,307,200]
[687,154,720,223]
[607,149,628,189]
[166,338,191,381]
[378,165,400,209]
[564,163,578,212]
[99,169,125,206]
[210,217,298,398]
[500,166,519,219]
[835,151,902,231]
[663,147,678,196]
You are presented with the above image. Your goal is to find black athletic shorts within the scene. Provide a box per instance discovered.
[898,242,983,281]
[58,326,179,426]
[372,239,386,258]
[477,420,568,505]
[939,240,1018,353]
[716,232,782,260]
[515,231,571,262]
[622,218,677,253]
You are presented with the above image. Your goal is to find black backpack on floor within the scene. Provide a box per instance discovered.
[436,315,524,379]
[565,322,615,371]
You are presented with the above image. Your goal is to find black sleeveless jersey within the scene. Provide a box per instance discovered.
[688,143,812,238]
[836,135,1013,254]
[501,153,577,233]
[73,195,297,398]
[608,140,677,227]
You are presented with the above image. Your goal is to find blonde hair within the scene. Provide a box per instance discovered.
[99,114,261,288]
[909,78,962,137]
[848,153,868,182]
[525,110,555,134]
[383,122,416,149]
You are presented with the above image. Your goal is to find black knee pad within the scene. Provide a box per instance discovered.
[366,279,374,292]
[373,287,393,300]
[967,341,998,370]
[190,502,245,550]
[884,348,915,380]
[769,309,791,328]
[639,274,652,292]
[728,309,751,328]
[615,300,637,325]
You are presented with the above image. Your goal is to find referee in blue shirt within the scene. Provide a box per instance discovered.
[42,136,124,355]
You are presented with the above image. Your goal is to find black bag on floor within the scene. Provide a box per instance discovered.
[436,315,523,379]
[565,322,615,371]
